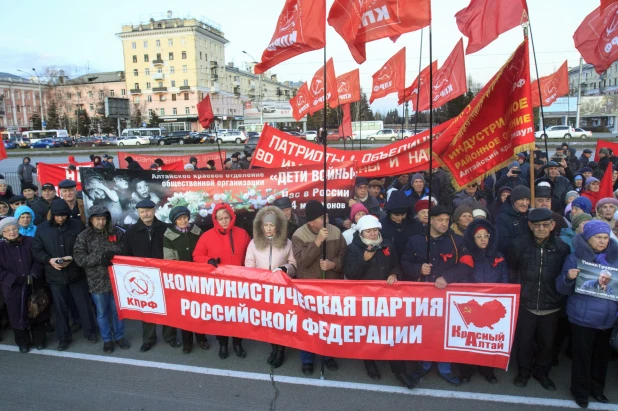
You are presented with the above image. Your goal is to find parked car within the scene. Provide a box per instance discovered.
[105,136,120,145]
[305,131,317,140]
[16,138,31,149]
[3,140,17,149]
[197,132,215,144]
[117,135,150,146]
[151,130,193,145]
[244,136,260,153]
[366,129,412,141]
[217,130,247,144]
[74,137,105,147]
[31,139,61,149]
[573,127,591,139]
[246,131,260,138]
[56,136,74,147]
[534,125,575,139]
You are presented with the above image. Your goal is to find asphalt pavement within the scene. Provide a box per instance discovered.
[0,319,617,410]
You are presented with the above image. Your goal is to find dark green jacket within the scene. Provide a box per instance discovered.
[163,224,202,262]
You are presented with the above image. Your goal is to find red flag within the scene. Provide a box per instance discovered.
[308,58,338,114]
[574,4,618,75]
[336,69,361,105]
[456,0,528,54]
[254,0,326,74]
[290,82,311,121]
[531,61,569,108]
[600,161,615,199]
[370,47,406,104]
[0,139,6,162]
[328,0,430,64]
[338,104,353,138]
[197,95,214,129]
[416,39,467,112]
[434,39,535,189]
[399,61,437,106]
[602,0,618,12]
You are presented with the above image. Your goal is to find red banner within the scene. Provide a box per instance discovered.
[254,0,326,74]
[574,4,618,75]
[290,82,311,121]
[456,0,528,54]
[399,61,437,106]
[370,47,406,104]
[308,58,338,114]
[38,162,86,191]
[531,61,569,108]
[117,152,225,170]
[434,40,535,189]
[602,0,618,12]
[328,0,430,64]
[110,257,519,367]
[339,103,352,138]
[0,140,7,162]
[250,122,455,177]
[417,39,467,112]
[336,68,361,105]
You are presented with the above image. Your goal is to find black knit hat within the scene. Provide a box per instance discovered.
[50,199,71,216]
[429,205,451,217]
[305,200,325,222]
[510,185,531,203]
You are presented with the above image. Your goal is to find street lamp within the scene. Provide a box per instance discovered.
[242,50,263,125]
[17,69,45,129]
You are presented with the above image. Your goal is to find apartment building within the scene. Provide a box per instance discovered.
[0,72,46,131]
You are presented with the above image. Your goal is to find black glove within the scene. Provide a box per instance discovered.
[207,258,219,268]
[101,251,116,267]
[277,266,288,273]
[13,275,26,286]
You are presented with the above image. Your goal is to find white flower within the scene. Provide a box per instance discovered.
[266,188,272,193]
[242,193,250,201]
[267,195,276,203]
[213,194,221,201]
[199,209,209,217]
[248,189,256,196]
[220,194,228,201]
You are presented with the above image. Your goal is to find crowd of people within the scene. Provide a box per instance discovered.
[0,143,617,408]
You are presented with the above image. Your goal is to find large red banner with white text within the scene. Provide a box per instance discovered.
[117,152,225,170]
[110,257,520,368]
[38,162,88,191]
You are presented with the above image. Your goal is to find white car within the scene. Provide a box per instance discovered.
[217,130,247,144]
[117,136,150,146]
[305,131,317,140]
[366,129,412,141]
[573,127,592,139]
[534,125,575,139]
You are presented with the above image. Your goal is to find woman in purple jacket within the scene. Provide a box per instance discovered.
[557,220,618,408]
[459,219,509,384]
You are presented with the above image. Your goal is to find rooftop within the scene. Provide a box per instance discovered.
[64,71,125,85]
[118,11,227,43]
[0,72,34,84]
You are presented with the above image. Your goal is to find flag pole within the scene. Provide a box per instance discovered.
[320,22,328,382]
[414,28,424,135]
[527,19,549,161]
[426,25,434,262]
[400,89,406,140]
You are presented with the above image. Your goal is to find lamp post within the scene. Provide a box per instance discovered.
[17,69,45,129]
[242,51,263,125]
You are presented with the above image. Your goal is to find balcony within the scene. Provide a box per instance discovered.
[179,85,190,91]
[248,93,256,100]
[130,88,141,94]
[212,74,219,81]
[152,87,167,93]
[234,86,241,96]
[210,61,218,67]
[249,84,256,90]
[153,59,164,66]
[211,83,220,93]
[152,72,164,80]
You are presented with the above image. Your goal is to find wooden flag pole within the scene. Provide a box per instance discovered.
[426,25,434,262]
[414,28,424,135]
[527,19,549,161]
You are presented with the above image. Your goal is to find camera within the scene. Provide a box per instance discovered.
[512,169,522,175]
[55,258,65,264]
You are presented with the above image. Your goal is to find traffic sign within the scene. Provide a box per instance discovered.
[141,121,147,127]
[42,121,47,127]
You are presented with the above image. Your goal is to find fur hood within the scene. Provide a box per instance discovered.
[464,218,499,258]
[573,233,618,264]
[252,206,288,250]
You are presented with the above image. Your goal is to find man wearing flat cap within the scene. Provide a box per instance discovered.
[507,207,570,391]
[339,177,381,229]
[52,179,86,225]
[122,199,179,352]
[579,149,592,168]
[273,197,304,239]
[368,179,386,209]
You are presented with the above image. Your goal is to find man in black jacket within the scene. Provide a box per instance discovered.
[31,183,58,224]
[507,208,570,391]
[32,199,97,351]
[121,199,180,352]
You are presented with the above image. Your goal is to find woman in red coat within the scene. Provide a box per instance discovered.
[193,202,251,359]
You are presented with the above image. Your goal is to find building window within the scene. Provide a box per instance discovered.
[88,91,93,98]
[182,65,188,73]
[143,41,148,48]
[168,39,173,46]
[157,67,163,74]
[110,90,115,97]
[169,66,175,74]
[147,95,152,102]
[205,54,208,61]
[145,68,150,75]
[184,79,189,86]
[121,89,126,96]
[158,82,163,88]
[181,37,186,45]
[144,54,149,63]
[185,107,190,114]
[171,80,176,87]
[173,108,177,115]
[156,40,161,47]
[184,93,189,100]
[134,97,140,103]
[199,51,202,60]
[98,91,104,99]
[159,95,165,102]
[133,69,139,76]
[160,108,165,116]
[131,42,136,49]
[156,53,161,60]
[172,94,177,101]
[66,92,72,99]
[169,52,174,60]
[146,82,151,89]
[132,55,137,63]
[182,51,187,59]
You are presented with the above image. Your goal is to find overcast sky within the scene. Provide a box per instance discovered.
[1,0,596,113]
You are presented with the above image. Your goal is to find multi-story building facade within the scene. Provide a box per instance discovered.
[0,72,46,131]
[568,62,618,96]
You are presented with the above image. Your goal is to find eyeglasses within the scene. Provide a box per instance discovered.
[474,234,490,240]
[12,201,25,206]
[531,222,553,229]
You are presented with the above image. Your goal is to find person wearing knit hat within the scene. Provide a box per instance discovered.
[161,205,206,355]
[368,180,386,208]
[561,212,593,251]
[184,163,195,171]
[342,203,369,245]
[572,196,593,217]
[594,198,618,237]
[453,180,483,208]
[495,161,527,191]
[573,213,593,234]
[582,177,602,211]
[380,190,417,260]
[565,190,579,205]
[345,178,380,226]
[557,218,618,407]
[451,205,473,236]
[412,199,430,232]
[292,202,346,375]
[495,185,530,254]
[0,216,18,236]
[534,186,569,236]
[470,201,490,220]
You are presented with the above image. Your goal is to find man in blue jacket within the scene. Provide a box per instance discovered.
[401,205,473,386]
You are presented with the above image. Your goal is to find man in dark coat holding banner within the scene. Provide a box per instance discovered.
[121,199,179,352]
